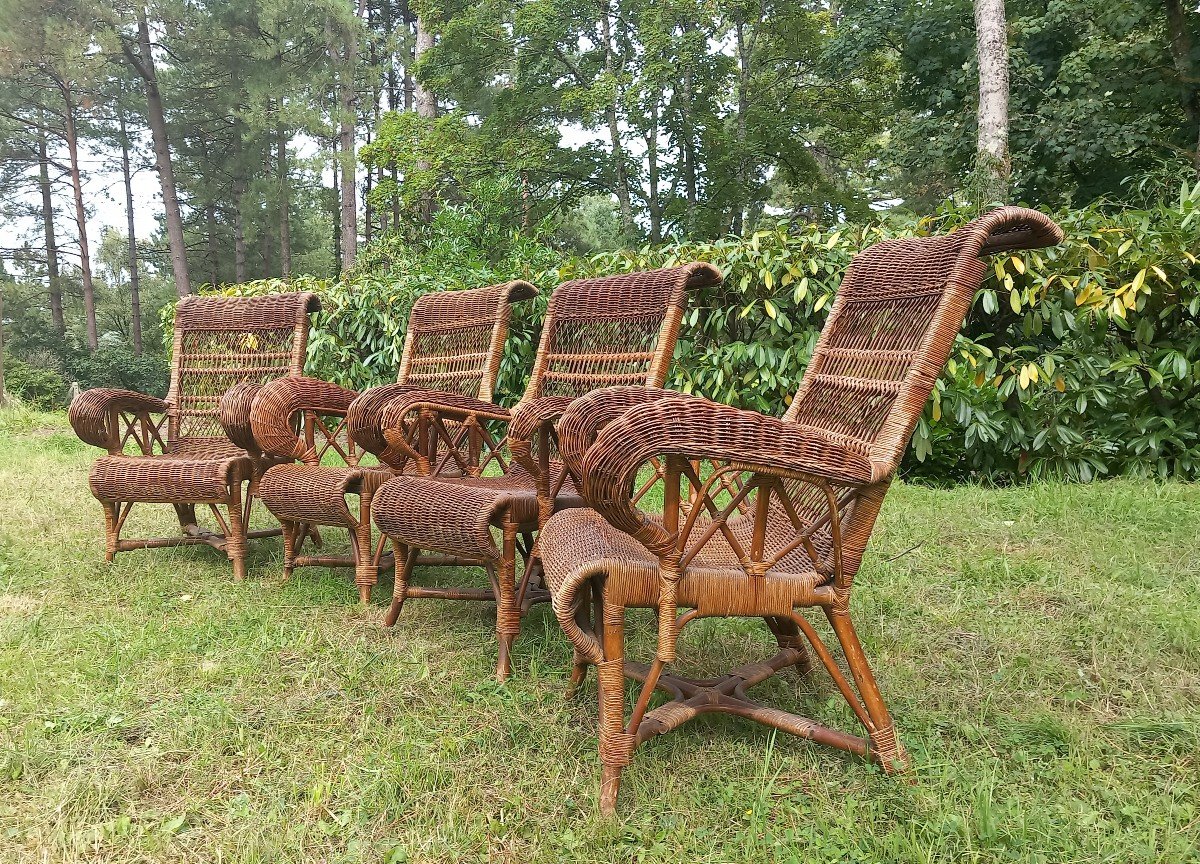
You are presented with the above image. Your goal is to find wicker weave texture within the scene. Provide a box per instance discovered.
[370,263,723,680]
[537,207,1064,813]
[168,293,319,447]
[70,292,320,580]
[252,281,537,602]
[524,265,717,399]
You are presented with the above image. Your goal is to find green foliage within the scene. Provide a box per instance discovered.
[65,345,169,399]
[2,355,66,409]
[553,195,630,254]
[566,192,1200,482]
[193,189,1200,483]
[837,0,1200,207]
[189,189,560,399]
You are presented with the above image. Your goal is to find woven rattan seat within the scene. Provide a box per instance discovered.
[90,453,255,504]
[541,508,828,616]
[538,207,1065,813]
[258,463,393,524]
[367,264,722,680]
[250,281,537,601]
[69,293,320,579]
[372,463,585,561]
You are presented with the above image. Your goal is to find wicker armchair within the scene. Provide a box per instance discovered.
[539,207,1064,813]
[69,292,320,580]
[364,264,722,679]
[249,280,538,602]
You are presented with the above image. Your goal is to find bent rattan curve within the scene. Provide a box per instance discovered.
[368,263,722,680]
[538,207,1064,813]
[251,280,538,602]
[69,292,320,580]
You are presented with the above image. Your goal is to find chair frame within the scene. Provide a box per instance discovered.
[542,208,1065,813]
[248,280,538,602]
[363,264,722,679]
[69,292,320,580]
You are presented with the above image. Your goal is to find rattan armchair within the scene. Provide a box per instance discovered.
[539,207,1064,813]
[69,292,320,579]
[249,280,538,602]
[364,264,722,680]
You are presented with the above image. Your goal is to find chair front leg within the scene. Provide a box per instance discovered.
[225,481,248,581]
[765,615,814,676]
[101,502,122,562]
[385,541,412,626]
[353,489,378,605]
[565,582,594,699]
[597,595,634,816]
[280,519,300,580]
[173,503,198,535]
[824,607,909,773]
[494,516,521,682]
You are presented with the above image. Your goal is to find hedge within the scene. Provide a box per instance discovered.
[188,190,1200,483]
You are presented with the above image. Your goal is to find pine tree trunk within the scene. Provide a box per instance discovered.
[59,78,98,351]
[327,6,364,271]
[678,45,698,236]
[278,126,292,277]
[36,121,64,336]
[600,2,633,235]
[733,20,751,236]
[414,14,437,222]
[646,99,661,244]
[1165,0,1200,174]
[119,113,143,356]
[364,97,377,243]
[233,177,247,283]
[262,142,274,277]
[130,9,191,296]
[273,33,293,278]
[382,0,403,225]
[331,134,343,273]
[974,0,1011,201]
[0,287,5,406]
[206,203,218,286]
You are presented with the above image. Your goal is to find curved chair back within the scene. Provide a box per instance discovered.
[784,207,1064,480]
[397,280,538,399]
[167,292,319,450]
[523,264,721,401]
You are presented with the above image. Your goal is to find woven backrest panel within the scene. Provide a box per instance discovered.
[398,281,537,400]
[168,293,318,446]
[527,264,721,400]
[785,207,1063,476]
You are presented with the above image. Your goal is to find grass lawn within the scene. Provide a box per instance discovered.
[0,401,1198,863]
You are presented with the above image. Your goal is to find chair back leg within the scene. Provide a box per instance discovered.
[385,541,413,626]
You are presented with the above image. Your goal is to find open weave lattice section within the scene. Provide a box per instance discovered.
[175,329,300,442]
[785,234,967,454]
[538,317,666,398]
[399,280,535,399]
[169,292,315,448]
[529,266,712,399]
[404,325,501,397]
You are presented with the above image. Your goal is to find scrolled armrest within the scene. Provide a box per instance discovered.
[554,387,680,481]
[376,390,511,471]
[68,388,168,453]
[581,394,881,555]
[507,396,575,478]
[248,376,359,461]
[218,383,263,453]
[347,384,419,462]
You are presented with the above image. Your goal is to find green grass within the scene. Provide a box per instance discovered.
[1,401,1198,862]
